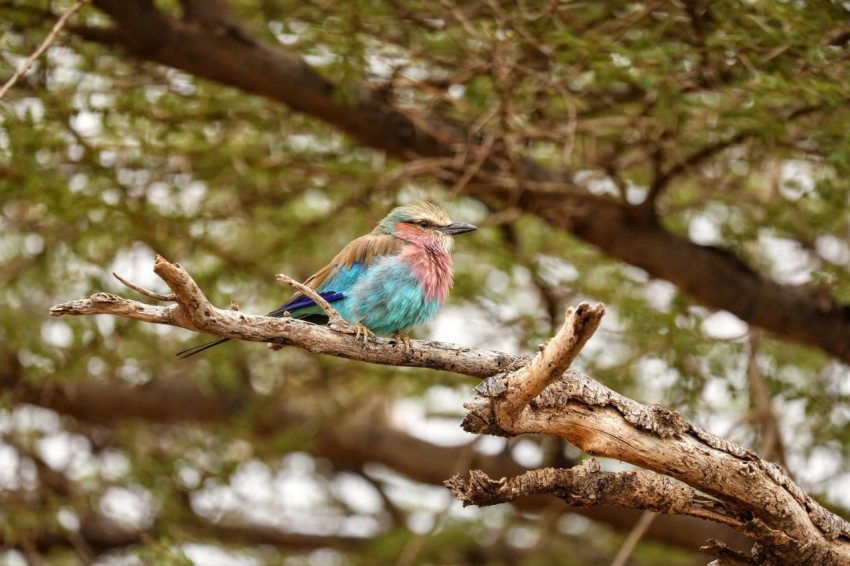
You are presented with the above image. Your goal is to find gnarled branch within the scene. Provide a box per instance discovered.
[49,255,850,564]
[446,459,741,528]
[50,255,520,378]
[461,366,850,564]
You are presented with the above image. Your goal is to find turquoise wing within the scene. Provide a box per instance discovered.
[270,233,402,323]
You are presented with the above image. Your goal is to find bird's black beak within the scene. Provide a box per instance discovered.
[439,222,478,236]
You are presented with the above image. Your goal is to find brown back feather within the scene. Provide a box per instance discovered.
[303,233,403,291]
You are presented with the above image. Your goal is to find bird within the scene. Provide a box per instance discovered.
[176,201,477,358]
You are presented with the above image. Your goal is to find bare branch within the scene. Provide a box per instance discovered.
[50,255,521,378]
[50,292,173,324]
[461,366,850,563]
[611,511,657,566]
[498,302,604,422]
[48,254,850,562]
[112,271,176,302]
[0,0,90,101]
[747,330,788,469]
[445,459,741,528]
[276,273,348,329]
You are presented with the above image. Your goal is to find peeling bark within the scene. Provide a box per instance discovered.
[456,304,850,565]
[49,256,850,563]
[446,460,741,529]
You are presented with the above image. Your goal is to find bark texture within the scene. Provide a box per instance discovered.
[49,256,850,564]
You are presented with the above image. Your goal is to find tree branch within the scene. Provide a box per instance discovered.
[48,256,850,563]
[642,131,750,211]
[461,366,850,564]
[446,459,741,528]
[700,539,759,565]
[747,330,788,469]
[112,271,176,302]
[275,273,348,329]
[0,0,90,100]
[497,302,604,426]
[50,255,520,378]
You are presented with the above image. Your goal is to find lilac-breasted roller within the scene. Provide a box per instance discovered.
[177,201,477,358]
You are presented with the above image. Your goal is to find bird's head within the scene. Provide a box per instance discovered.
[374,201,477,248]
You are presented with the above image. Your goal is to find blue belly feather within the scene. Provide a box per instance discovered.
[281,257,439,335]
[349,256,440,335]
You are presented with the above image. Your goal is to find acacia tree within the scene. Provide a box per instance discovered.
[2,1,850,564]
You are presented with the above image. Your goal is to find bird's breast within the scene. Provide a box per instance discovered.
[348,255,443,335]
[400,242,454,303]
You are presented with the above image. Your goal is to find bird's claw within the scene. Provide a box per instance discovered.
[354,323,375,343]
[393,332,412,353]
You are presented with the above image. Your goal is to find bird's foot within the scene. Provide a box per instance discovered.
[393,332,412,353]
[354,322,375,343]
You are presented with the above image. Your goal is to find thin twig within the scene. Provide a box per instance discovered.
[396,439,479,566]
[747,330,788,470]
[0,0,90,101]
[275,274,347,328]
[642,131,748,211]
[451,130,497,195]
[610,511,657,566]
[112,272,176,302]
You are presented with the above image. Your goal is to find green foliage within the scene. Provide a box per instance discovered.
[1,0,849,563]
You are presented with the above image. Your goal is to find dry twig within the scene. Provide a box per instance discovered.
[275,273,347,329]
[113,272,176,302]
[0,0,91,101]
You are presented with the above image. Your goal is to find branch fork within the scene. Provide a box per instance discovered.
[460,302,605,437]
[50,255,515,376]
[496,302,605,430]
[52,256,356,344]
[48,256,850,563]
[451,301,850,564]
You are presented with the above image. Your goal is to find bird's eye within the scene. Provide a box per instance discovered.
[418,220,429,228]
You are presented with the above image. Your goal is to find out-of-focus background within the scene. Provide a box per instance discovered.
[1,1,850,564]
